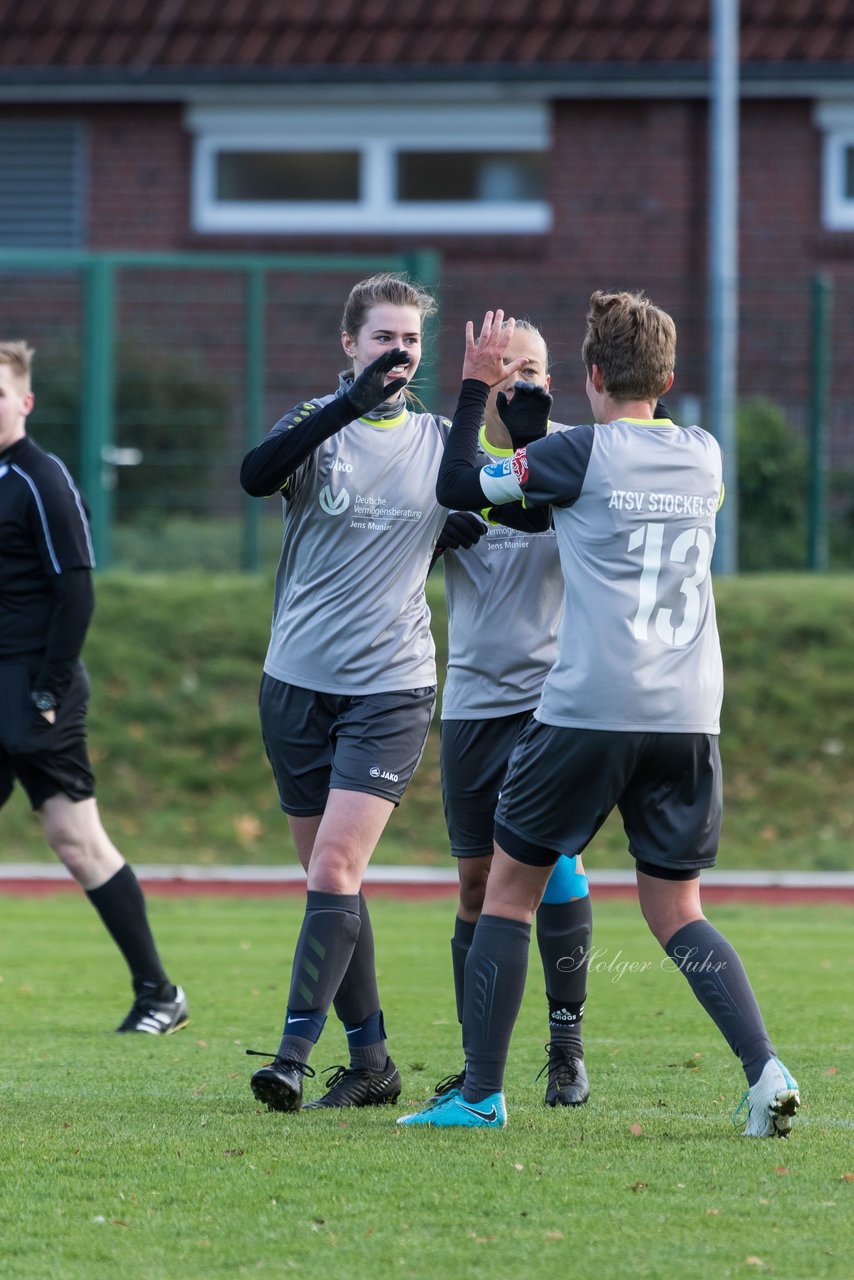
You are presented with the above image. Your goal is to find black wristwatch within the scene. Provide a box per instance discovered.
[31,691,58,713]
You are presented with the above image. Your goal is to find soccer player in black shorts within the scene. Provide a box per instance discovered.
[240,275,485,1112]
[434,320,591,1109]
[0,341,187,1035]
[399,299,799,1137]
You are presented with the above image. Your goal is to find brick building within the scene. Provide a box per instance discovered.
[1,3,853,479]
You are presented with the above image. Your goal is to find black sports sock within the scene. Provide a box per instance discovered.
[536,897,591,1056]
[665,919,775,1086]
[451,915,477,1025]
[277,890,361,1064]
[86,864,170,994]
[331,893,391,1071]
[332,892,378,1024]
[462,914,531,1102]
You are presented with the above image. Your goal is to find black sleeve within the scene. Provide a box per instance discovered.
[486,502,552,533]
[240,395,359,497]
[35,568,95,703]
[435,380,493,511]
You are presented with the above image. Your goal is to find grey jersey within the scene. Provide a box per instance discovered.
[442,429,563,720]
[265,388,450,694]
[480,416,724,733]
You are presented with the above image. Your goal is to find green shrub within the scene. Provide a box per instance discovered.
[29,342,231,518]
[736,396,808,570]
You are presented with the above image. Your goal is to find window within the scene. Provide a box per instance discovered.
[815,102,854,231]
[187,105,550,234]
[0,121,85,248]
[216,151,360,202]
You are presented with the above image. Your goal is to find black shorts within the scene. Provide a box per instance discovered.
[259,675,436,816]
[494,721,722,874]
[441,711,533,857]
[0,661,95,811]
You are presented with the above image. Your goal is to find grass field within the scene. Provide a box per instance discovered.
[2,893,852,1280]
[1,572,852,871]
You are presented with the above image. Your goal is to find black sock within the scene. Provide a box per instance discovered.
[332,893,388,1071]
[536,896,591,1057]
[86,864,170,995]
[462,914,531,1102]
[451,915,477,1025]
[665,919,775,1086]
[277,890,361,1065]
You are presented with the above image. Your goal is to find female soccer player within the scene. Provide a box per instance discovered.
[240,274,487,1112]
[401,301,799,1136]
[434,320,592,1109]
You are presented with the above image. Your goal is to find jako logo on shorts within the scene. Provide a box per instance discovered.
[319,485,350,515]
[369,765,399,782]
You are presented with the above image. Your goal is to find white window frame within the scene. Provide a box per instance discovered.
[186,104,551,235]
[815,102,854,231]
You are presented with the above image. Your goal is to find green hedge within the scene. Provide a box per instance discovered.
[1,572,851,872]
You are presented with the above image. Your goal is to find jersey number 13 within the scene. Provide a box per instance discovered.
[628,522,712,646]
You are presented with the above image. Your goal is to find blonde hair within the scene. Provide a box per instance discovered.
[340,273,437,338]
[0,340,35,389]
[506,318,551,375]
[581,291,675,400]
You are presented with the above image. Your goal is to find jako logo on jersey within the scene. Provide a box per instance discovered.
[319,485,350,515]
[511,449,529,486]
[332,459,353,473]
[369,765,399,782]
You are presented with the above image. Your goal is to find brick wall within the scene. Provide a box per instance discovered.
[5,96,854,467]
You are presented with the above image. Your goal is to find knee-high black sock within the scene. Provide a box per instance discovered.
[665,919,775,1086]
[86,864,170,994]
[451,915,477,1026]
[536,896,591,1057]
[332,892,388,1071]
[461,914,531,1103]
[277,890,361,1065]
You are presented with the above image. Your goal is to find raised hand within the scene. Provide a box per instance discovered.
[496,382,553,448]
[346,348,411,416]
[462,310,525,387]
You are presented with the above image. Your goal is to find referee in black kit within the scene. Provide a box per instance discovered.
[0,341,187,1034]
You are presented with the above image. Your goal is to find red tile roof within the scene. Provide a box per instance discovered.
[1,1,852,75]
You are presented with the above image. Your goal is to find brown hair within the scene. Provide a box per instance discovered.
[340,273,437,338]
[581,291,675,401]
[0,340,35,387]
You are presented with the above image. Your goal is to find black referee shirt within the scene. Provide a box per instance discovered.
[0,435,95,668]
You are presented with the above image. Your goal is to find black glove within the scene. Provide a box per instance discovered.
[653,398,671,420]
[345,348,411,417]
[436,511,488,552]
[496,382,553,448]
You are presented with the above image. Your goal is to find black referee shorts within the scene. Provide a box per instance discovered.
[494,720,722,875]
[0,661,95,811]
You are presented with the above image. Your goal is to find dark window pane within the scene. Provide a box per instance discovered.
[397,151,546,203]
[845,145,854,200]
[0,122,84,247]
[216,152,360,202]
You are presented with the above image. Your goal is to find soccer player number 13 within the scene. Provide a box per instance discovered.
[628,522,712,646]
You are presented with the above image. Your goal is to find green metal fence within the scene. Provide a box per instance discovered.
[0,247,440,571]
[2,252,851,574]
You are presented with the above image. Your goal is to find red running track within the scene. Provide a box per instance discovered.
[2,877,854,905]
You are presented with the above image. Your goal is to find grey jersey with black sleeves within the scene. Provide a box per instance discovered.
[479,417,724,733]
[441,429,562,720]
[263,387,451,695]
